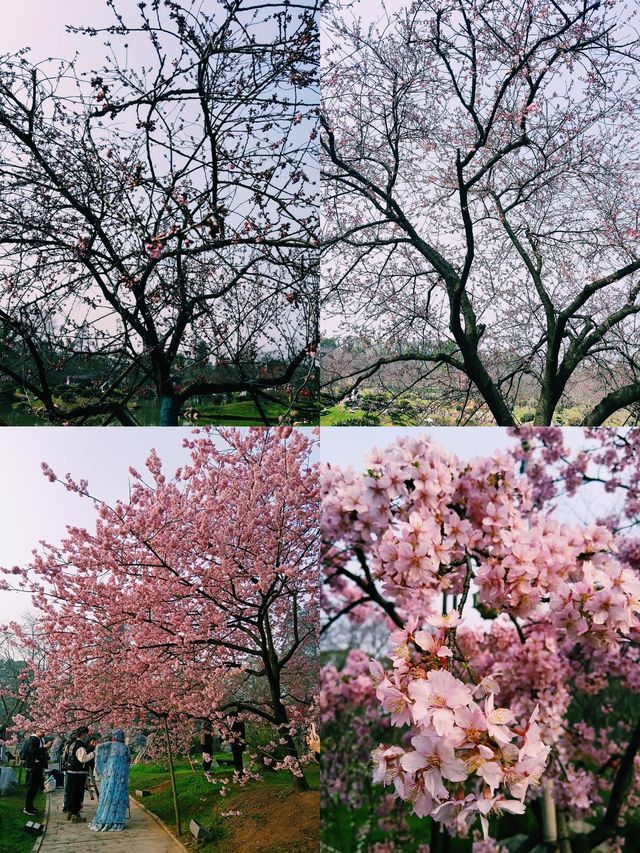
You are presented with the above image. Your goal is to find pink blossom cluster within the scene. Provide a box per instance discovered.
[463,624,640,819]
[370,614,550,839]
[509,426,640,523]
[460,625,572,745]
[550,559,640,648]
[320,649,380,725]
[322,431,640,843]
[323,434,640,647]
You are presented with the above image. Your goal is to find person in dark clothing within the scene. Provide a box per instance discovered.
[200,724,214,775]
[61,737,73,813]
[85,735,100,801]
[22,729,49,815]
[64,727,95,822]
[229,718,246,778]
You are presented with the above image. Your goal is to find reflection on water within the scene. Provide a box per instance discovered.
[0,399,165,427]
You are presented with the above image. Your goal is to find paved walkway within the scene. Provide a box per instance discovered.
[39,788,184,853]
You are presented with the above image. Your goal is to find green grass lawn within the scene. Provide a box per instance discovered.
[130,761,228,846]
[320,405,381,426]
[129,757,319,852]
[196,400,320,426]
[195,400,290,425]
[0,775,45,853]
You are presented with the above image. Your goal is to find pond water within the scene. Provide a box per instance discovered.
[0,399,280,427]
[0,399,168,427]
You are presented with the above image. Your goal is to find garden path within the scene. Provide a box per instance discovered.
[37,788,184,852]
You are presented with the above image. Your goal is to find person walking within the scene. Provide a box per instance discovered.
[65,727,95,823]
[229,718,246,778]
[89,729,131,832]
[22,729,49,816]
[201,724,214,778]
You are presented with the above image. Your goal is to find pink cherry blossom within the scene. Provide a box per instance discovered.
[409,670,473,735]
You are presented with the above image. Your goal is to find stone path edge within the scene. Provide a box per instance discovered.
[30,789,189,853]
[30,788,51,853]
[131,796,190,853]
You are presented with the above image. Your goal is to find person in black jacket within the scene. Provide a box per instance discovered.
[229,718,246,778]
[64,727,95,822]
[22,729,49,815]
[200,724,214,776]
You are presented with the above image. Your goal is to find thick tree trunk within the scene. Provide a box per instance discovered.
[584,383,640,426]
[159,394,181,426]
[277,719,309,792]
[455,345,516,426]
[534,359,572,425]
[533,391,556,425]
[271,691,309,791]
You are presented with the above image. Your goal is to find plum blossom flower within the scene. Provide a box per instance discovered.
[431,793,478,830]
[414,629,452,659]
[484,693,514,744]
[400,735,469,814]
[473,745,504,792]
[409,669,473,735]
[376,677,413,726]
[473,796,526,839]
[474,674,501,698]
[372,745,405,789]
[427,611,462,629]
[454,702,488,744]
[400,733,468,800]
[369,659,386,687]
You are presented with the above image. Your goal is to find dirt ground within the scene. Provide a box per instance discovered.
[220,785,320,853]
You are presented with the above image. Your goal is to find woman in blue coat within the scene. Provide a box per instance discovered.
[89,729,131,832]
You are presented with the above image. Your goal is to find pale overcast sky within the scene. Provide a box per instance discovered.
[0,2,115,59]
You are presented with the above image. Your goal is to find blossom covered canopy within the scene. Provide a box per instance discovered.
[8,427,320,739]
[321,431,640,840]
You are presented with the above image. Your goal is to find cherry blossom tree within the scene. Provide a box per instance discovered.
[0,617,45,732]
[4,427,319,792]
[321,0,640,426]
[321,430,640,850]
[0,0,319,425]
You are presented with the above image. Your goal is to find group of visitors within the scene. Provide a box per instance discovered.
[200,718,246,780]
[21,725,131,832]
[199,718,320,780]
